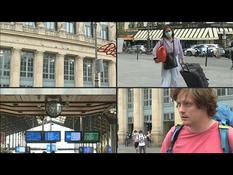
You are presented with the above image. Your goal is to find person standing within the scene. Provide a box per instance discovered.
[161,88,233,153]
[153,25,184,87]
[132,130,139,153]
[138,130,146,153]
[146,131,152,147]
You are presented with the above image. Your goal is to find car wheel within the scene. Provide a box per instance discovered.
[186,51,192,56]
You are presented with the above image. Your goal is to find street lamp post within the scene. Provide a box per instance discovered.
[50,117,52,153]
[144,22,150,54]
[147,23,150,54]
[223,29,226,49]
[93,22,99,87]
[221,22,227,49]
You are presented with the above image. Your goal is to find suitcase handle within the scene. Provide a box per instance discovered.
[181,63,190,72]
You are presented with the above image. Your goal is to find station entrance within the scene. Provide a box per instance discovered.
[0,88,116,153]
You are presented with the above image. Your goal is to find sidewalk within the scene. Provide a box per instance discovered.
[118,53,233,87]
[117,144,161,153]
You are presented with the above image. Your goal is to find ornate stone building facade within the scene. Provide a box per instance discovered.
[0,22,116,87]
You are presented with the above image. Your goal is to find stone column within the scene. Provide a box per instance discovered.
[75,56,84,87]
[34,51,43,87]
[124,22,129,30]
[117,89,128,145]
[10,48,21,87]
[96,23,100,40]
[151,89,163,146]
[58,22,65,32]
[55,53,64,87]
[133,89,144,131]
[15,22,23,31]
[37,22,45,35]
[108,22,116,41]
[77,22,85,41]
[58,22,66,38]
[77,22,84,35]
[37,22,45,28]
[109,60,116,87]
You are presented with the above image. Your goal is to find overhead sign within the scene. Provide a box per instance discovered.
[25,131,61,143]
[44,131,61,142]
[83,131,100,143]
[65,131,81,143]
[25,131,43,143]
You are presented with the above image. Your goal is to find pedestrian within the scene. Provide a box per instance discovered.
[138,130,146,153]
[132,130,139,153]
[146,131,152,147]
[125,132,130,147]
[161,88,233,153]
[152,25,184,87]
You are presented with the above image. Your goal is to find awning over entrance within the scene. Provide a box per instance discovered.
[133,27,233,41]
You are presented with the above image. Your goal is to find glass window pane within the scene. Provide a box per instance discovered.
[43,53,55,79]
[65,22,75,34]
[23,22,35,27]
[83,59,92,83]
[20,51,34,78]
[0,48,11,78]
[44,22,55,30]
[64,56,75,80]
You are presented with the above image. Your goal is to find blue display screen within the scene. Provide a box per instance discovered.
[65,131,81,142]
[79,147,94,153]
[15,146,26,153]
[25,131,42,142]
[44,131,61,142]
[83,147,93,153]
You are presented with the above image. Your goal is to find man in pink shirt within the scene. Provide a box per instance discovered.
[161,88,233,153]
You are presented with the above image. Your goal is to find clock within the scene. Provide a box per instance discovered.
[45,101,62,118]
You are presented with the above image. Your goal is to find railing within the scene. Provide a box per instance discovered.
[0,22,15,30]
[45,30,59,37]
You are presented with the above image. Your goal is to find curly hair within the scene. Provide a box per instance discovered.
[171,88,217,117]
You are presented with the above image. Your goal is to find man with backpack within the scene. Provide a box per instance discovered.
[161,88,233,153]
[138,130,146,153]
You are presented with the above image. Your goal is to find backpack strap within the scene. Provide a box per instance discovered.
[219,121,231,153]
[166,124,184,153]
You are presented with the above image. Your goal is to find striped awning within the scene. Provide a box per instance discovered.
[133,27,233,41]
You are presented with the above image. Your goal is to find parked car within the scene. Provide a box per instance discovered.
[184,44,199,56]
[184,43,225,57]
[125,45,147,54]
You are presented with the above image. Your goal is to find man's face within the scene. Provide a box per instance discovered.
[176,92,208,126]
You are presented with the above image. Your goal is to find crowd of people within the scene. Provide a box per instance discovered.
[125,130,152,153]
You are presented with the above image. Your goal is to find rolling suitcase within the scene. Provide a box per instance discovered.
[180,63,209,87]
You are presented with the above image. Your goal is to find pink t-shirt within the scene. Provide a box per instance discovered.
[161,121,233,153]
